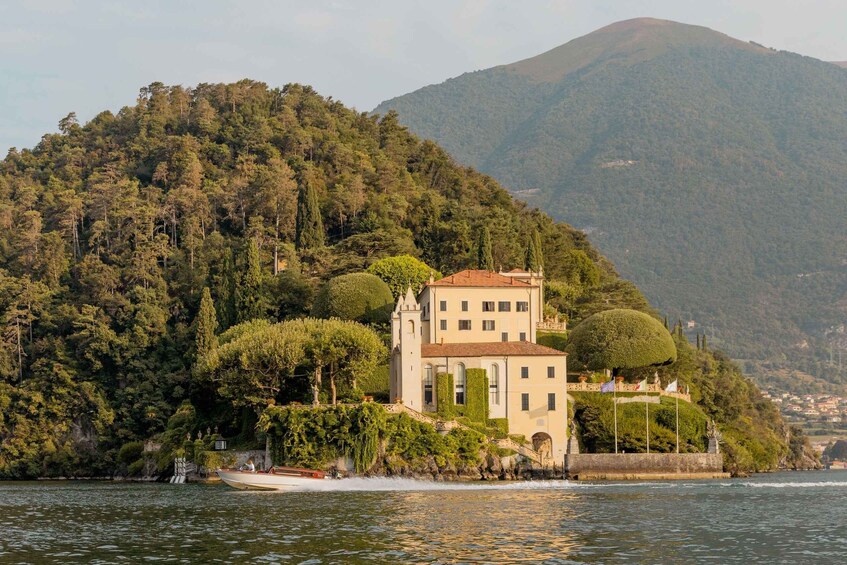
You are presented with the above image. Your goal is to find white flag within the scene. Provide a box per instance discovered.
[635,378,648,391]
[665,380,678,393]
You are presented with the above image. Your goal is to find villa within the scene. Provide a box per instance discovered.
[389,269,568,461]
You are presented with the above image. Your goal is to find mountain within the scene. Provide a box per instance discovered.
[375,18,847,393]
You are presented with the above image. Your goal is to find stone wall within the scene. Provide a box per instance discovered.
[565,453,728,480]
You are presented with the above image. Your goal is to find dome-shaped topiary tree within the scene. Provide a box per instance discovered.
[566,309,677,374]
[311,272,394,324]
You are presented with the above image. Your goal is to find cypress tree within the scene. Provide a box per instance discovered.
[663,315,669,329]
[696,333,701,350]
[532,229,544,270]
[476,226,494,271]
[236,239,266,322]
[525,234,539,272]
[702,334,707,352]
[194,287,218,359]
[295,182,324,250]
[214,248,237,330]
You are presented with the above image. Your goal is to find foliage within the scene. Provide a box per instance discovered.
[311,272,394,324]
[487,418,510,437]
[435,372,455,419]
[567,309,677,372]
[359,364,390,401]
[464,368,489,423]
[193,287,218,359]
[476,227,494,271]
[366,255,441,297]
[195,317,385,410]
[295,180,324,250]
[537,331,567,352]
[823,439,847,461]
[376,21,847,389]
[573,393,708,454]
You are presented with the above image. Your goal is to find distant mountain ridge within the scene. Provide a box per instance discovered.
[375,18,847,393]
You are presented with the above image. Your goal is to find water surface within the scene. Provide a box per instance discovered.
[1,471,845,563]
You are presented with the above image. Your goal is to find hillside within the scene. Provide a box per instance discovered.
[0,80,652,477]
[374,18,847,393]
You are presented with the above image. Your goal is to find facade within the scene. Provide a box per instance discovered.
[390,269,568,462]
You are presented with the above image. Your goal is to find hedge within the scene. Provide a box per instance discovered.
[436,372,455,419]
[464,368,489,423]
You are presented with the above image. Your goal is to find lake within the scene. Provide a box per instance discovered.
[1,471,845,563]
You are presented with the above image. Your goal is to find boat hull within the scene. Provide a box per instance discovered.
[216,469,330,491]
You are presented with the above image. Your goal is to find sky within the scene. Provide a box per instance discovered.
[2,0,846,152]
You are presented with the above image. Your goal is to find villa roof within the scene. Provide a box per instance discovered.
[421,341,566,358]
[427,269,535,288]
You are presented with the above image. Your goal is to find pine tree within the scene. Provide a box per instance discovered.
[194,287,218,359]
[525,234,539,272]
[236,239,266,322]
[295,181,324,250]
[476,226,494,271]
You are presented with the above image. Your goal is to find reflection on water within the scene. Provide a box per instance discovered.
[1,472,846,563]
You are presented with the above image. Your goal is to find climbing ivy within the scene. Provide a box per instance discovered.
[435,373,455,419]
[464,369,489,423]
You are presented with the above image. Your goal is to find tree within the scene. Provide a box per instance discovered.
[311,273,393,324]
[566,309,677,374]
[235,239,267,322]
[532,229,544,270]
[295,179,324,250]
[194,287,218,359]
[525,232,540,272]
[366,255,440,297]
[476,226,494,271]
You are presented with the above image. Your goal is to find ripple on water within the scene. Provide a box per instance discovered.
[1,473,846,563]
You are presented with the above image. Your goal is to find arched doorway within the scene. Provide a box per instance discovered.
[532,432,553,464]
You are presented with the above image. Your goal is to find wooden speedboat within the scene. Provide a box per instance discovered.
[217,466,331,491]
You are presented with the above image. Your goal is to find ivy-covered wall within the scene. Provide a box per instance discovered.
[464,369,489,423]
[436,372,455,419]
[258,403,488,473]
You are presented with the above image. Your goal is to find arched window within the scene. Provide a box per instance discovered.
[423,365,433,405]
[455,363,465,405]
[489,364,499,405]
[407,319,415,335]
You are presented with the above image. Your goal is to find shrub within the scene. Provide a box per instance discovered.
[464,368,489,423]
[436,372,455,419]
[366,255,442,297]
[311,272,394,324]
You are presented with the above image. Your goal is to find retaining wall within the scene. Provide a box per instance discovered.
[565,453,728,480]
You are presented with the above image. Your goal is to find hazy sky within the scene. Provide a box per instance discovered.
[2,0,845,152]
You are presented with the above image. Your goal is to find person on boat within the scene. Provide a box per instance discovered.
[242,459,255,473]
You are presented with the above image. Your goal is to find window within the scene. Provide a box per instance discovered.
[439,300,447,312]
[498,301,511,312]
[459,320,471,331]
[455,363,465,405]
[423,366,433,404]
[548,393,556,411]
[440,319,447,331]
[521,366,529,379]
[461,300,468,312]
[482,320,495,331]
[407,320,416,335]
[519,332,527,342]
[489,365,499,405]
[501,332,508,342]
[521,393,529,411]
[547,366,555,379]
[482,301,495,312]
[517,301,529,312]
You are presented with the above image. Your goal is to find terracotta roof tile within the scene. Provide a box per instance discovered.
[421,341,566,357]
[427,269,535,288]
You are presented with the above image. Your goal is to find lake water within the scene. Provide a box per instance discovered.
[1,471,845,564]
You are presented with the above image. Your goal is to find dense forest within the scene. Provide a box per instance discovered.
[0,80,806,478]
[375,17,847,394]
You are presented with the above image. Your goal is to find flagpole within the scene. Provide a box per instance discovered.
[646,391,650,454]
[675,392,680,454]
[613,377,618,454]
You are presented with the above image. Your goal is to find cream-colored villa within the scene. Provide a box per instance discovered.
[390,269,568,461]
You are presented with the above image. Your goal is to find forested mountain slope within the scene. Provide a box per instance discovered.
[375,18,847,392]
[0,81,652,477]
